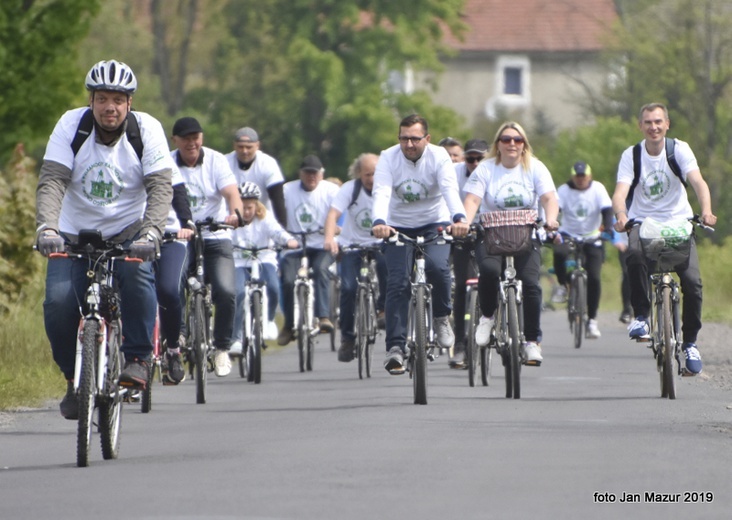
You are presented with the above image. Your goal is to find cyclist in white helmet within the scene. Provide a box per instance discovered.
[36,60,174,419]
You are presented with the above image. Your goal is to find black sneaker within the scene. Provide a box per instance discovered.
[338,338,355,362]
[119,358,150,389]
[163,351,186,385]
[59,380,78,420]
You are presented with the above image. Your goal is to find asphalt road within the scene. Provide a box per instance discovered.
[1,311,731,520]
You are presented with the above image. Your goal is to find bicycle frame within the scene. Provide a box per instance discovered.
[288,230,322,372]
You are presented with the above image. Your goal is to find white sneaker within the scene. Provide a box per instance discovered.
[265,320,278,341]
[586,319,601,339]
[229,340,243,356]
[434,316,455,349]
[214,349,232,377]
[523,342,543,366]
[475,315,494,346]
[551,285,568,303]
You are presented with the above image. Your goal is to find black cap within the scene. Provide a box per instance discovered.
[172,117,203,137]
[572,161,592,176]
[464,139,489,154]
[300,155,323,172]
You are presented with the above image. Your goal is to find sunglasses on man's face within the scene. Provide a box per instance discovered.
[465,155,484,164]
[498,135,525,145]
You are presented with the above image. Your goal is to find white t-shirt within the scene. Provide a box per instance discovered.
[330,179,378,246]
[557,180,612,239]
[44,107,174,238]
[173,146,237,240]
[372,143,465,228]
[463,156,556,212]
[455,161,484,222]
[283,180,339,249]
[225,150,284,212]
[616,138,696,220]
[232,213,293,268]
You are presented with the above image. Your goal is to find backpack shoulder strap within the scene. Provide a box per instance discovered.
[626,142,642,209]
[665,137,687,187]
[125,112,144,161]
[348,178,363,209]
[70,109,95,156]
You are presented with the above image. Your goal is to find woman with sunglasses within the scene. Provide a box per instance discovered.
[462,122,559,366]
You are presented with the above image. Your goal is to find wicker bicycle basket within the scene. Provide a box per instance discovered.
[480,209,537,256]
[639,218,692,272]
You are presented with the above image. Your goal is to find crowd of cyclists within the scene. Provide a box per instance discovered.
[35,60,717,420]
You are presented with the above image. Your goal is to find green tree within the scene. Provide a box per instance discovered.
[0,0,100,164]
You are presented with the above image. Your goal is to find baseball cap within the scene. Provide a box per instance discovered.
[464,139,489,154]
[571,161,592,176]
[234,127,259,143]
[300,155,323,172]
[172,117,203,137]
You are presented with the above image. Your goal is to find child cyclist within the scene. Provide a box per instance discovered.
[230,182,298,355]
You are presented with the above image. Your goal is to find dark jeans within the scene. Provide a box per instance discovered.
[280,248,334,329]
[189,239,236,350]
[155,240,188,350]
[475,239,543,343]
[383,223,452,352]
[339,249,387,341]
[553,241,604,320]
[452,242,477,343]
[233,263,280,342]
[626,227,702,344]
[618,249,632,315]
[44,255,157,380]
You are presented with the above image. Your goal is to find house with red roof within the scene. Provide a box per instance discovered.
[418,0,619,132]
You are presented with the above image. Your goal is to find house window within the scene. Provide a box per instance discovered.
[485,55,531,119]
[504,67,522,95]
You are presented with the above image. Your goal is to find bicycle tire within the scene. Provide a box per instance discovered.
[413,286,428,405]
[466,288,479,387]
[249,291,263,384]
[77,319,99,467]
[365,290,376,378]
[329,278,339,352]
[296,284,307,373]
[99,321,122,460]
[661,286,676,399]
[193,293,207,404]
[356,286,367,380]
[573,274,585,349]
[481,344,492,387]
[507,286,521,399]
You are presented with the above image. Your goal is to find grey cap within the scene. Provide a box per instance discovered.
[464,139,489,154]
[234,127,259,143]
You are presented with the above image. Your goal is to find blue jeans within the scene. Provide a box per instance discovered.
[280,248,334,329]
[155,240,188,349]
[189,239,236,350]
[339,249,387,341]
[233,263,280,342]
[383,223,452,352]
[44,256,157,380]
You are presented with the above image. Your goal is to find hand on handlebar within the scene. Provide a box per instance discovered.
[446,221,469,238]
[130,234,158,262]
[177,228,195,241]
[224,213,241,228]
[372,223,396,240]
[37,230,65,257]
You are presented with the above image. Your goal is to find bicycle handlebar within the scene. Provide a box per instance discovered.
[624,215,715,233]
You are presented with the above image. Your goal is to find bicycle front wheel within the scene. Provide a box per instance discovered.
[356,287,368,380]
[466,287,479,387]
[413,286,428,405]
[77,319,99,467]
[99,321,122,460]
[249,292,263,384]
[329,278,339,352]
[192,293,207,404]
[661,286,676,399]
[507,286,521,399]
[573,274,585,349]
[296,284,308,373]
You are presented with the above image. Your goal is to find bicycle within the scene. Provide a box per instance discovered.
[627,215,713,399]
[184,218,233,404]
[286,229,324,373]
[327,262,340,352]
[562,236,590,350]
[342,243,383,379]
[49,230,132,467]
[231,244,277,384]
[480,210,539,400]
[388,229,452,405]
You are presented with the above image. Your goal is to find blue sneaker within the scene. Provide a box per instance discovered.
[682,343,702,375]
[628,316,650,340]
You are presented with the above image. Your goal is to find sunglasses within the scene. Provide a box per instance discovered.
[498,135,525,145]
[465,155,484,164]
[398,135,427,144]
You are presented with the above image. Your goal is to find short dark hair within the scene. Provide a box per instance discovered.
[400,114,428,135]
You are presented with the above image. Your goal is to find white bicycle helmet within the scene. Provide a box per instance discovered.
[239,181,262,200]
[85,60,137,94]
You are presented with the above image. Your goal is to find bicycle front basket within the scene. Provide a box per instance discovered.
[480,209,537,256]
[639,217,692,272]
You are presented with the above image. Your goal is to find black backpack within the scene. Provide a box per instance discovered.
[347,178,363,209]
[626,137,685,209]
[70,108,144,160]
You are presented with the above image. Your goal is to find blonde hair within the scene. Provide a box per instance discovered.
[242,198,267,220]
[325,176,343,187]
[488,121,533,170]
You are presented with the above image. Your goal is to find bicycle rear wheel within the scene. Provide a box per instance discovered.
[249,292,263,384]
[507,287,521,399]
[356,287,368,380]
[465,287,479,387]
[329,277,339,352]
[413,286,428,405]
[661,286,676,399]
[296,284,308,373]
[573,274,586,349]
[365,290,376,378]
[192,293,207,404]
[100,321,122,460]
[77,319,99,467]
